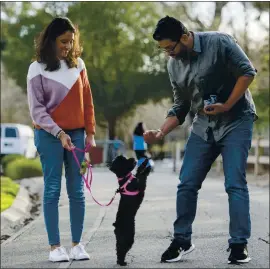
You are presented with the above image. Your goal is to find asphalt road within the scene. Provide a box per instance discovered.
[1,166,269,268]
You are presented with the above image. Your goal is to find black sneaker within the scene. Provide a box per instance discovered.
[161,239,195,263]
[227,244,251,264]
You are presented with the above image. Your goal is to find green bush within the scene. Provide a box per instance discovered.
[1,194,15,212]
[5,158,43,180]
[1,154,26,170]
[1,176,19,212]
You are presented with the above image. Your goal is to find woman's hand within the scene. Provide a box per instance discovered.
[59,132,75,151]
[85,134,96,152]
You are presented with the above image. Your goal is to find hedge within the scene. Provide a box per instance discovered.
[1,154,26,170]
[1,176,19,212]
[5,158,43,180]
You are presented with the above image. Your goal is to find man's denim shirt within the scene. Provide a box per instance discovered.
[167,31,258,142]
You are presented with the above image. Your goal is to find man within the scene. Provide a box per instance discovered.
[144,16,257,264]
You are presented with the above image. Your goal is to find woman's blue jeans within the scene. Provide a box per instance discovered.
[34,128,85,246]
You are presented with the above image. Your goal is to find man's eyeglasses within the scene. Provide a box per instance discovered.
[157,40,179,53]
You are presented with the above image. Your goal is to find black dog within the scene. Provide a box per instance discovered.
[109,155,151,266]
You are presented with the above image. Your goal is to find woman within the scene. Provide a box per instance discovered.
[133,122,155,171]
[133,122,148,160]
[27,17,96,262]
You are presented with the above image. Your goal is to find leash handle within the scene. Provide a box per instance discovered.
[71,143,117,207]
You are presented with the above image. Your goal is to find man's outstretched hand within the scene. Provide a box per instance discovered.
[143,130,164,144]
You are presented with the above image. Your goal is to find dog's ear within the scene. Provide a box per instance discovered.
[108,155,125,174]
[128,157,136,163]
[127,157,137,172]
[118,155,128,161]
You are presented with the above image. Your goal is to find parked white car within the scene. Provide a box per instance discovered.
[0,123,37,159]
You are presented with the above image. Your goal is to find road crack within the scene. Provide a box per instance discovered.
[258,233,270,244]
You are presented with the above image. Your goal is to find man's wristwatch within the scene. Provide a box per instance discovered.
[157,129,165,139]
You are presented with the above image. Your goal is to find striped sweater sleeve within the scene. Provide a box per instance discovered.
[80,59,96,135]
[27,62,62,136]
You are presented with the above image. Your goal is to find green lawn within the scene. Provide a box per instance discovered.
[1,176,19,212]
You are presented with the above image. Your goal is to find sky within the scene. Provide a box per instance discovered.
[192,2,269,42]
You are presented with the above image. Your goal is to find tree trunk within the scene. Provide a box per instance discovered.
[107,117,117,140]
[209,2,228,30]
[243,2,249,55]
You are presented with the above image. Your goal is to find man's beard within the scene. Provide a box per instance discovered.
[170,42,190,60]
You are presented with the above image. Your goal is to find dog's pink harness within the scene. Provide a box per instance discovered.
[71,144,140,206]
[118,172,139,196]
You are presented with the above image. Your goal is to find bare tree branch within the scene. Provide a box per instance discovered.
[161,2,228,31]
[209,2,228,30]
[181,3,205,31]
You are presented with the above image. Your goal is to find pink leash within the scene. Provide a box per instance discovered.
[71,144,118,207]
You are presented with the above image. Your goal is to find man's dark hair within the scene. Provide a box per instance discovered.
[34,17,82,71]
[153,16,189,42]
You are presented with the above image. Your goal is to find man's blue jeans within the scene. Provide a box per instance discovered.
[34,128,85,246]
[174,115,253,245]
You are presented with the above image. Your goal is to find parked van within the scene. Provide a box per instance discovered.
[0,123,37,159]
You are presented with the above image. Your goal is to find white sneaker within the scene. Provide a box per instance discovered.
[49,246,69,262]
[69,243,90,260]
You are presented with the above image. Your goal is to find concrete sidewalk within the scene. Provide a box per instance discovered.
[1,169,269,268]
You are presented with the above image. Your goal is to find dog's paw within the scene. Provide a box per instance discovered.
[136,161,151,178]
[117,260,127,266]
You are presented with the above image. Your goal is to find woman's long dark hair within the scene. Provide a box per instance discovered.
[34,17,82,71]
[133,122,145,136]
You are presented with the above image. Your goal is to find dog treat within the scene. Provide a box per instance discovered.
[80,160,87,175]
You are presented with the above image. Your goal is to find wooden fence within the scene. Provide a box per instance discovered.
[216,138,269,176]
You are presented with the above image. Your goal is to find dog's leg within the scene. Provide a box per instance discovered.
[136,166,151,193]
[115,231,128,266]
[113,197,130,266]
[114,222,128,266]
[124,194,145,253]
[121,196,144,258]
[124,218,135,253]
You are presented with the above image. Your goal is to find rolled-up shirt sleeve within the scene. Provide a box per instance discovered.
[166,71,191,125]
[219,34,257,78]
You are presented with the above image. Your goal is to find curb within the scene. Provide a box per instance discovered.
[1,185,31,233]
[1,177,44,239]
[1,213,42,246]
